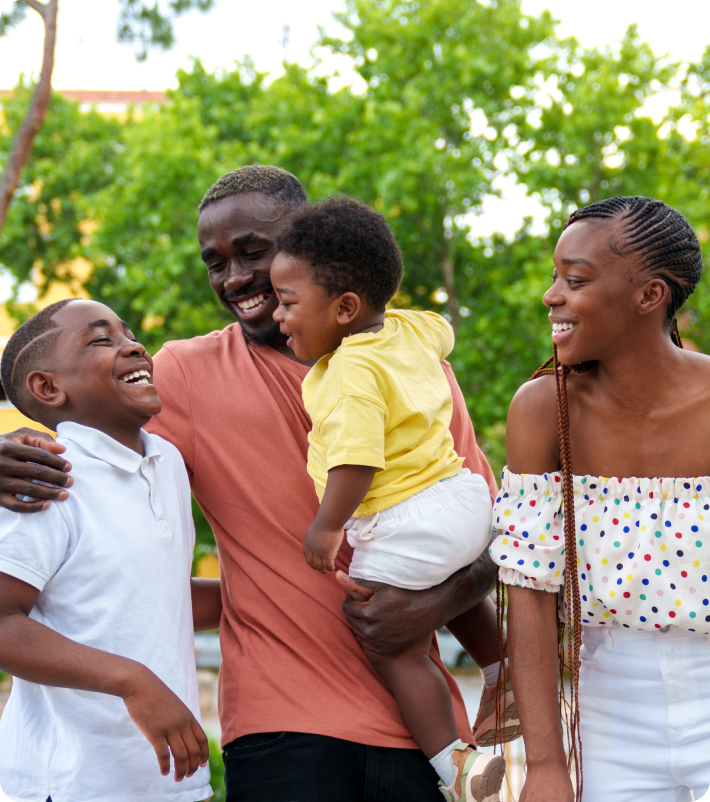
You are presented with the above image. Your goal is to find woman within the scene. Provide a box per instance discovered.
[489,196,710,801]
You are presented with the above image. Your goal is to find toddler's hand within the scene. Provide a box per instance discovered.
[121,665,209,782]
[303,523,344,574]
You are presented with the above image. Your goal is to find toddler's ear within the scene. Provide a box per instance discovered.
[336,292,361,324]
[26,371,67,409]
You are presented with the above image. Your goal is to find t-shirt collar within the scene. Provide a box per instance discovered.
[56,421,164,473]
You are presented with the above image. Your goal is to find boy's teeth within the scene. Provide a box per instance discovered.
[122,370,151,384]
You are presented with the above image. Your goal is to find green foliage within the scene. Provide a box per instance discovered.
[117,0,216,61]
[207,735,226,801]
[2,0,710,479]
[0,1,26,37]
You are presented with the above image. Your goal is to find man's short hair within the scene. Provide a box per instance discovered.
[1,300,76,418]
[275,195,403,313]
[199,165,308,213]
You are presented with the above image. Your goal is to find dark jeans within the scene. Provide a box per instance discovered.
[223,731,442,801]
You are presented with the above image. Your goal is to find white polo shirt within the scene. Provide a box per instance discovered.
[0,422,211,802]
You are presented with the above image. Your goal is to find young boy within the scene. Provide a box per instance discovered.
[271,196,512,802]
[0,299,218,802]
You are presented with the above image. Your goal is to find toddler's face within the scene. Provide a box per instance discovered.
[271,254,347,361]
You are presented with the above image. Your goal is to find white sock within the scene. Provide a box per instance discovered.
[429,738,461,786]
[480,659,506,688]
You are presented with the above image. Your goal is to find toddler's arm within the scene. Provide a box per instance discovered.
[0,572,209,782]
[304,464,377,574]
[191,577,222,631]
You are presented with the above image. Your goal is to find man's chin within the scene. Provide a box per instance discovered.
[239,320,288,350]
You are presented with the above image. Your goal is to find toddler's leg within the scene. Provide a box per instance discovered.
[364,635,459,760]
[447,596,502,670]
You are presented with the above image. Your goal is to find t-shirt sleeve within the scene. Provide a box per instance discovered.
[417,311,455,361]
[146,345,196,479]
[319,395,387,471]
[0,506,71,592]
[442,361,498,501]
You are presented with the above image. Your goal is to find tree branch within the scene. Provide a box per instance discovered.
[0,0,57,239]
[22,0,49,16]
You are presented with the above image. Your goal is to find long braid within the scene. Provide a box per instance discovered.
[522,196,701,798]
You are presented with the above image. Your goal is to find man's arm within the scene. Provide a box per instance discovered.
[0,429,72,512]
[0,572,208,781]
[191,577,222,631]
[341,362,497,654]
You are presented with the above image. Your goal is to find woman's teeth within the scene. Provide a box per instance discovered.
[237,292,270,311]
[552,322,577,333]
[122,370,151,385]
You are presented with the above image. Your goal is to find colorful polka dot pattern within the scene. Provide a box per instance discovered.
[489,469,710,634]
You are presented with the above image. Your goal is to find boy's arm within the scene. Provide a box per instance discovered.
[190,577,222,631]
[0,572,208,781]
[304,464,377,574]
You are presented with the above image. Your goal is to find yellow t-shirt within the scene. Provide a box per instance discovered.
[302,309,464,517]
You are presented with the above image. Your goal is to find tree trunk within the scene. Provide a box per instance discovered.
[0,0,58,240]
[442,233,459,331]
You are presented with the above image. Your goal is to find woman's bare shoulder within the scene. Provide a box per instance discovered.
[506,374,560,474]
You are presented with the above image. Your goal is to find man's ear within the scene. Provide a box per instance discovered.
[26,371,67,409]
[336,292,362,324]
[637,278,670,317]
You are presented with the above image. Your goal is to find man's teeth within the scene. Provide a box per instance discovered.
[237,292,270,311]
[552,322,577,333]
[122,370,151,385]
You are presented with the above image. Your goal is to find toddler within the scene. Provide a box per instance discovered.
[271,196,512,802]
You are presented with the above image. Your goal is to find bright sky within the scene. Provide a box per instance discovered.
[1,0,708,91]
[0,0,708,299]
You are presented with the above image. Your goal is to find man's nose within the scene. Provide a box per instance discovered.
[122,340,146,357]
[224,265,254,292]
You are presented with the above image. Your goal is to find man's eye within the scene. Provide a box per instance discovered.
[90,337,111,345]
[245,250,266,259]
[207,262,225,272]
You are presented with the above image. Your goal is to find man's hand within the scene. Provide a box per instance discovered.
[341,553,497,655]
[303,522,343,574]
[0,428,72,512]
[122,666,209,782]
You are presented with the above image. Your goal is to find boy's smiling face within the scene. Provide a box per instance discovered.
[26,301,161,449]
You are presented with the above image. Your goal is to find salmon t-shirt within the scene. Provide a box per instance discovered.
[147,323,497,749]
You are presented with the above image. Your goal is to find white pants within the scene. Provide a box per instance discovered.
[345,468,492,591]
[580,623,710,802]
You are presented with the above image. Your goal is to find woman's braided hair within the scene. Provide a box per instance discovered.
[497,197,703,798]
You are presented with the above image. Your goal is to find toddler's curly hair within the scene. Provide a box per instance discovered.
[275,195,403,313]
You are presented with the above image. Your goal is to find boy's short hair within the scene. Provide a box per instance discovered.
[275,196,403,313]
[1,300,76,418]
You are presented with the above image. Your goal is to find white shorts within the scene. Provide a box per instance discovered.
[579,623,710,802]
[345,468,493,591]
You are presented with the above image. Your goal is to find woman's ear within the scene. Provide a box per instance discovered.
[637,278,670,317]
[336,292,362,324]
[26,371,67,409]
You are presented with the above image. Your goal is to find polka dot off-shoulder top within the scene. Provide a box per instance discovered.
[489,469,710,633]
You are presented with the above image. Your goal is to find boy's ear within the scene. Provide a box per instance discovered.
[335,292,361,324]
[26,371,67,409]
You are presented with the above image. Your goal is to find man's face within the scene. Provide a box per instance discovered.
[198,192,288,348]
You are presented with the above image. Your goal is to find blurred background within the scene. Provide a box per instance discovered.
[1,1,709,798]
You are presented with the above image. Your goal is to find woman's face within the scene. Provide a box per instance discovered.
[543,217,666,365]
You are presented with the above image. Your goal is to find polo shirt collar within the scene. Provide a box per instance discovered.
[56,421,163,474]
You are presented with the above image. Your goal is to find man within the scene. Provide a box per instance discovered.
[0,166,499,800]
